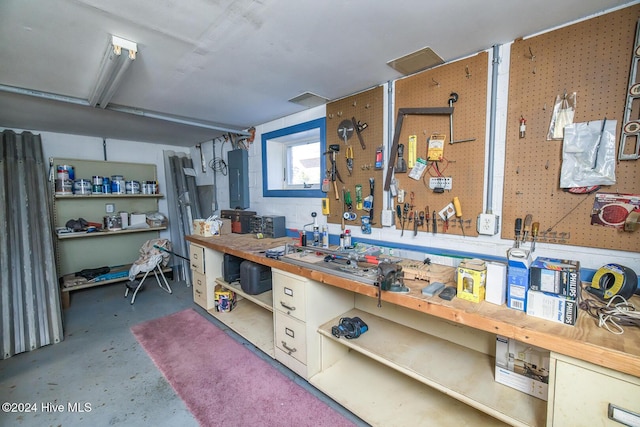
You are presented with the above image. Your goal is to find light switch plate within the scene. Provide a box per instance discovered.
[105,203,115,213]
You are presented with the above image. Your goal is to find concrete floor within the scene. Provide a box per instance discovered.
[0,277,367,426]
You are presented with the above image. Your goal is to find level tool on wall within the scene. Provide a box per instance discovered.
[619,18,640,160]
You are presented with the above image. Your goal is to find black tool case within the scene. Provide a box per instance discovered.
[240,260,272,294]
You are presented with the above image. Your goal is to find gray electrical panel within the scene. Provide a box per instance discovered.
[228,149,249,209]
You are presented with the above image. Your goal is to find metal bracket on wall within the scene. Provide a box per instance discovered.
[384,107,453,191]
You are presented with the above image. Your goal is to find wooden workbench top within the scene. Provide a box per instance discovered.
[187,233,640,378]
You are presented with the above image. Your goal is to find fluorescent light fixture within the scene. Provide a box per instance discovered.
[88,35,137,108]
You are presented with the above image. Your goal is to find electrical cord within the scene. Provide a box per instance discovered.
[209,136,228,176]
[579,287,640,334]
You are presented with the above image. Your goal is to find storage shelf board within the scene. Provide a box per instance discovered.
[215,278,273,312]
[207,300,275,358]
[61,266,172,292]
[57,226,166,239]
[318,308,546,427]
[310,350,509,427]
[54,194,164,199]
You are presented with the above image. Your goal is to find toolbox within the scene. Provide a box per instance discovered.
[250,215,286,238]
[240,260,272,295]
[221,209,256,234]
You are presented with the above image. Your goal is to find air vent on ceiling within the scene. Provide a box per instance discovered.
[288,92,329,108]
[387,46,444,76]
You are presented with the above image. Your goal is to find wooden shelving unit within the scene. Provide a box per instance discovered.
[211,278,275,357]
[315,308,546,427]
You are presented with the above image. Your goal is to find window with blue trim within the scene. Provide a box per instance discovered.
[262,117,326,198]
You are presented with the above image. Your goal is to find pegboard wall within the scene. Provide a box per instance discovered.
[325,86,385,230]
[503,5,640,252]
[392,52,489,237]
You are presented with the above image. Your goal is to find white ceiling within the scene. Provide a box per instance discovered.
[0,0,635,147]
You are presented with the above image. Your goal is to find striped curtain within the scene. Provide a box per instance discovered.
[0,130,63,358]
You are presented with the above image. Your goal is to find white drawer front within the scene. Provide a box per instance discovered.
[274,312,307,365]
[552,359,640,426]
[273,273,306,321]
[189,244,205,274]
[192,271,213,309]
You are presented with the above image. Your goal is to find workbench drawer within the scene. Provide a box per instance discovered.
[551,357,640,426]
[189,244,205,274]
[192,271,212,309]
[274,311,307,365]
[273,272,306,321]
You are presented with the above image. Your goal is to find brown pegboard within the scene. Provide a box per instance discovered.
[326,86,384,229]
[393,52,489,237]
[503,5,640,251]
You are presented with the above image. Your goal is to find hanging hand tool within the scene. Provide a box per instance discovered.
[522,214,533,245]
[448,92,458,143]
[425,206,430,232]
[413,211,419,236]
[341,187,346,231]
[531,222,539,252]
[432,210,437,234]
[396,143,407,173]
[355,184,363,210]
[345,145,354,176]
[401,203,409,236]
[352,117,368,150]
[409,191,415,211]
[514,218,523,248]
[396,205,403,234]
[453,197,465,237]
[366,178,375,225]
[418,211,425,230]
[326,144,343,200]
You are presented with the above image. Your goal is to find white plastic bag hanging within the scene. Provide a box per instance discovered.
[548,92,577,140]
[560,119,617,188]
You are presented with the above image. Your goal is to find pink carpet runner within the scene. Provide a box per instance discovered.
[131,308,356,427]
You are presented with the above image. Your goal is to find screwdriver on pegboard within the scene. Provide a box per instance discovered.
[453,197,465,237]
[531,222,540,252]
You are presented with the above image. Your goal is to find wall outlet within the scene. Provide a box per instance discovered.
[477,213,500,235]
[105,203,115,213]
[381,209,394,227]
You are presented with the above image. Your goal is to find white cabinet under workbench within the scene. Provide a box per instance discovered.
[272,269,353,379]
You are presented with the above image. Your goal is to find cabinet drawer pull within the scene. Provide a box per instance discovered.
[281,341,297,355]
[280,301,296,311]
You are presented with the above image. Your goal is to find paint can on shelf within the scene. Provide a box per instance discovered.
[111,175,125,194]
[142,181,157,194]
[102,176,111,194]
[55,178,73,195]
[56,165,74,181]
[125,180,140,194]
[73,179,92,195]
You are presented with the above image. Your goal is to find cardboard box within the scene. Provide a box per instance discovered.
[495,335,550,401]
[506,249,531,311]
[456,259,486,303]
[529,257,580,299]
[219,218,232,235]
[526,289,578,326]
[485,261,507,305]
[214,286,236,312]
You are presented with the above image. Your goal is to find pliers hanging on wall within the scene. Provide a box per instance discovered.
[345,145,354,176]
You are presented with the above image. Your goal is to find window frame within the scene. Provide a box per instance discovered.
[261,117,326,198]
